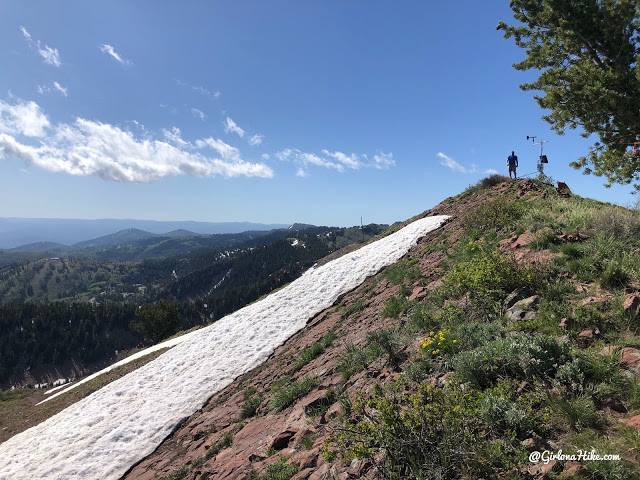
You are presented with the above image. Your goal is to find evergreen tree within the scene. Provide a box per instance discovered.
[130,301,181,344]
[498,0,640,188]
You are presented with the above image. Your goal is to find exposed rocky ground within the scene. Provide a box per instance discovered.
[123,178,640,480]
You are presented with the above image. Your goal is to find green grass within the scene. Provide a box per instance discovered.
[270,377,320,412]
[335,343,378,380]
[240,387,263,419]
[381,295,410,318]
[243,456,300,480]
[385,259,420,285]
[340,298,366,319]
[291,331,337,372]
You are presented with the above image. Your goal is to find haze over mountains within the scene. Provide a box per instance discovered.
[0,218,288,249]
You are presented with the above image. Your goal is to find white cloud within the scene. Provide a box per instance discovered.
[175,80,221,99]
[437,152,476,173]
[19,26,31,41]
[53,82,68,97]
[300,152,343,171]
[296,168,308,177]
[191,108,207,121]
[485,168,499,175]
[321,149,361,169]
[99,44,132,65]
[0,99,50,137]
[248,134,264,146]
[195,137,242,163]
[193,85,220,99]
[20,26,61,67]
[192,85,210,97]
[36,83,68,97]
[0,98,273,183]
[373,152,395,170]
[275,148,293,161]
[275,148,342,172]
[224,117,245,138]
[162,127,189,147]
[275,147,397,175]
[261,153,270,160]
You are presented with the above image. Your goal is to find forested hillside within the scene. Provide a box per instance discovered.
[0,224,388,387]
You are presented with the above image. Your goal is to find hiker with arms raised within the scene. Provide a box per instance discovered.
[507,151,518,179]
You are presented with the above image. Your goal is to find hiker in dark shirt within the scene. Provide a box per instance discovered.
[507,151,518,179]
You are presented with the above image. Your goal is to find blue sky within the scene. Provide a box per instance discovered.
[0,1,636,227]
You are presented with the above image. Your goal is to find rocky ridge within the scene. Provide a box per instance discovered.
[123,179,640,479]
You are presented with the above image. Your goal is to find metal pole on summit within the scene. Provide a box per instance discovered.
[527,135,548,174]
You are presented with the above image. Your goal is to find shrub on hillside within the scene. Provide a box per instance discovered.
[465,174,509,194]
[451,335,572,389]
[592,206,640,242]
[446,249,541,313]
[323,381,524,479]
[461,198,525,235]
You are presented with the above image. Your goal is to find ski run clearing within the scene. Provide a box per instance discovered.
[0,216,448,480]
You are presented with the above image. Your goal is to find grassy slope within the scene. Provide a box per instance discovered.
[6,178,640,479]
[144,176,640,480]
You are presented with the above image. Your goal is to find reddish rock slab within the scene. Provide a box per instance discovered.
[579,296,609,308]
[409,286,428,301]
[619,347,640,372]
[577,328,600,339]
[563,460,586,476]
[619,414,640,430]
[291,448,320,469]
[600,345,620,355]
[528,459,557,477]
[624,293,640,313]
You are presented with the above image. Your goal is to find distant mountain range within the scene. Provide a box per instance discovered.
[0,218,288,249]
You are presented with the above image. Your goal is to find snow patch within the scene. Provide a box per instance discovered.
[0,216,448,480]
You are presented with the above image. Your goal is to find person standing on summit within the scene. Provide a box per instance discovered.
[507,151,518,179]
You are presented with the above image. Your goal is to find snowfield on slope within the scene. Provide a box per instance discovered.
[0,215,448,480]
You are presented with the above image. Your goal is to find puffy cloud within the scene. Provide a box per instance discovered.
[275,148,293,161]
[300,152,343,171]
[20,26,61,67]
[248,134,264,146]
[321,150,361,169]
[261,153,270,160]
[99,44,132,65]
[0,98,273,183]
[296,168,308,177]
[224,117,245,138]
[437,152,476,173]
[485,168,499,175]
[0,99,50,137]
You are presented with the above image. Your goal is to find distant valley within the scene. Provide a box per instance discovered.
[0,217,288,249]
[0,221,389,387]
